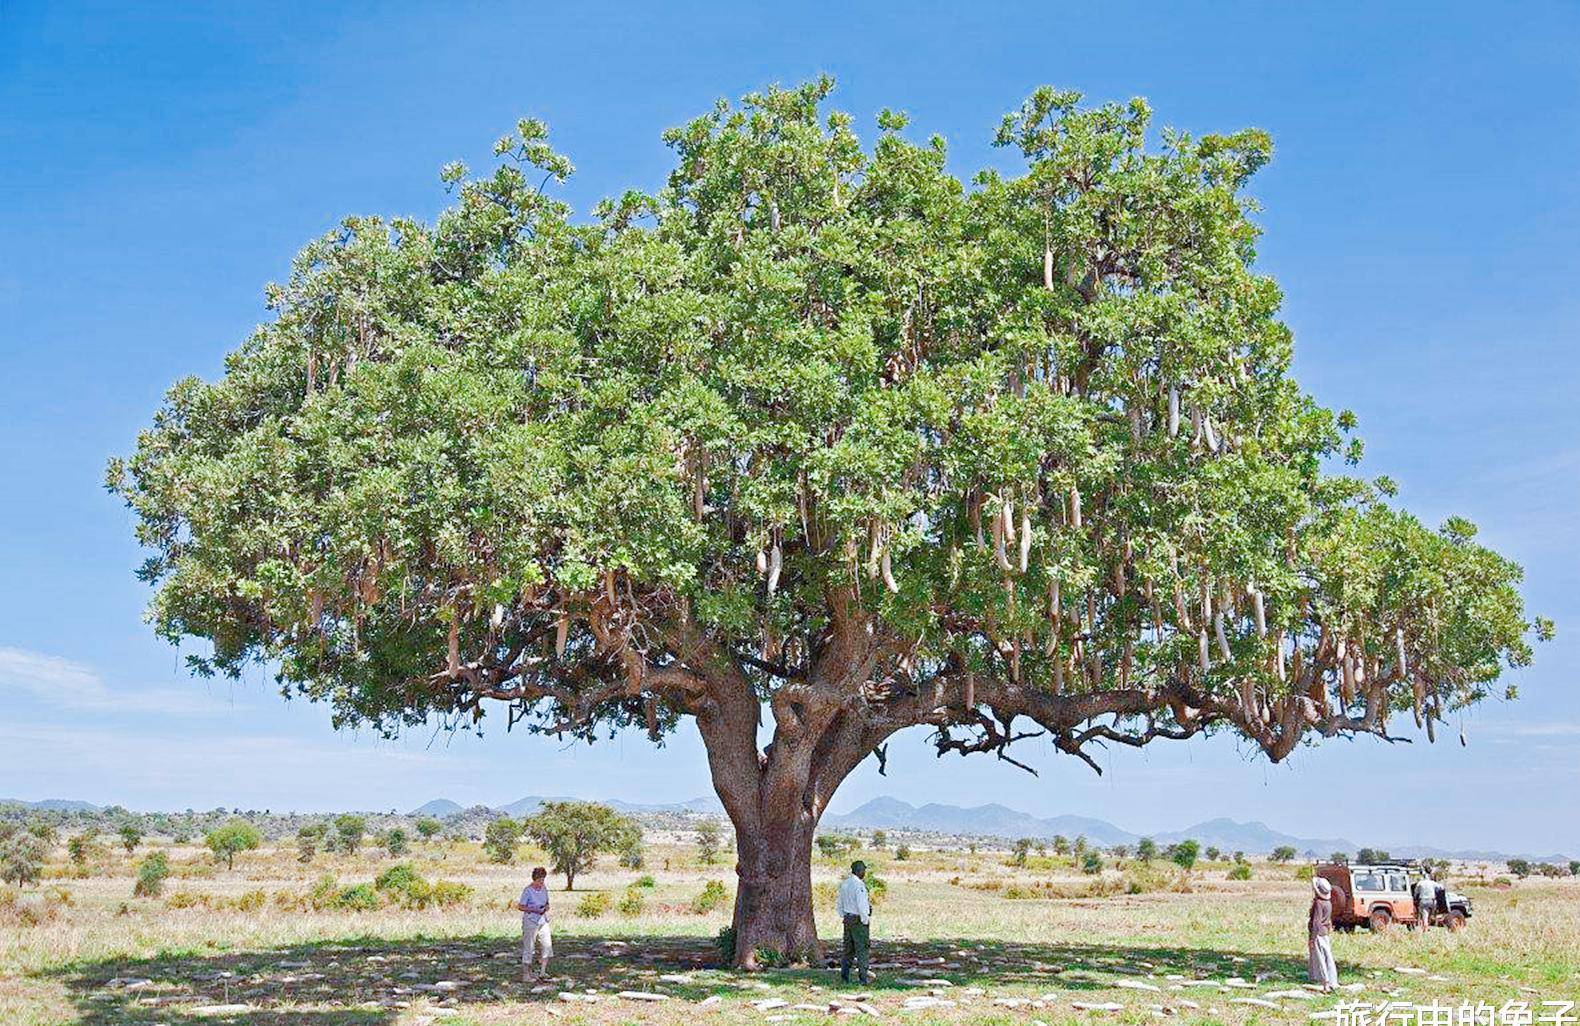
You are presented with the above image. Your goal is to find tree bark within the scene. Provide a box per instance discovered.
[729,797,820,966]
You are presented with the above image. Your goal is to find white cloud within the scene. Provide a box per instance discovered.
[0,645,241,717]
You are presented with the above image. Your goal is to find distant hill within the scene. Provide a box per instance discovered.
[1153,818,1357,857]
[0,798,100,812]
[824,797,1361,855]
[408,798,464,817]
[823,797,1134,846]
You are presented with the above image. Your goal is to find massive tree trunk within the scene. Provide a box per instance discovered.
[728,790,820,966]
[693,656,883,968]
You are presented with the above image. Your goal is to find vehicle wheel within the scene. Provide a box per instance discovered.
[1369,908,1393,932]
[1445,912,1466,932]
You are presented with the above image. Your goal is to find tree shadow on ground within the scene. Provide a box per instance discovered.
[47,931,1335,1025]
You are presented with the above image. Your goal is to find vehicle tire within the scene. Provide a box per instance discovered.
[1368,907,1393,932]
[1445,911,1466,932]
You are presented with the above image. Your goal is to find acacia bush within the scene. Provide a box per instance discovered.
[690,879,729,914]
[133,852,170,897]
[617,887,645,916]
[576,891,613,917]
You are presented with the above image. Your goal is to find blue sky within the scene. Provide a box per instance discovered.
[1,2,1576,853]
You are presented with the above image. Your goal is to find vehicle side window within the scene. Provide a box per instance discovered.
[1387,872,1407,892]
[1355,873,1380,892]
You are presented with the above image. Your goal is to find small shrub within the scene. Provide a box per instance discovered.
[1294,865,1315,881]
[336,883,380,911]
[429,880,472,907]
[864,873,887,903]
[1124,862,1189,894]
[308,873,340,910]
[1081,852,1104,875]
[634,874,656,889]
[165,890,209,909]
[715,924,736,963]
[374,863,420,893]
[576,891,612,917]
[894,843,911,861]
[690,879,729,914]
[1227,863,1252,881]
[134,852,171,898]
[232,888,266,912]
[617,887,645,916]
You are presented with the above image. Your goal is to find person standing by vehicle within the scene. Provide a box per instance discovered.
[836,860,872,985]
[1413,869,1436,933]
[1308,877,1338,992]
[512,866,553,982]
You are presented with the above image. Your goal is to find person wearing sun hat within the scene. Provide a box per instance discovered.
[1308,876,1338,991]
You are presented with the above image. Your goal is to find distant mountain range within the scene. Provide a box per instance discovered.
[1,798,100,812]
[821,798,1356,855]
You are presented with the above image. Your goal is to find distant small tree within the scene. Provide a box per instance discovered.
[870,830,888,850]
[816,834,860,859]
[333,815,367,856]
[0,830,46,887]
[483,817,522,864]
[1052,835,1070,856]
[415,817,443,842]
[1081,851,1104,875]
[1011,838,1033,867]
[1270,845,1297,863]
[1507,858,1532,879]
[1170,839,1200,870]
[296,824,326,864]
[1330,851,1348,864]
[382,828,409,857]
[118,823,144,855]
[1233,851,1246,864]
[1137,838,1157,863]
[1205,846,1221,862]
[618,833,646,869]
[895,843,912,861]
[1569,860,1579,878]
[1111,844,1129,859]
[205,819,261,870]
[1357,847,1390,864]
[67,830,102,866]
[134,851,170,897]
[695,822,722,865]
[1073,835,1088,857]
[524,801,640,890]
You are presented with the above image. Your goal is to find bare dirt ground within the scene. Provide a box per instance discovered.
[3,841,1576,1025]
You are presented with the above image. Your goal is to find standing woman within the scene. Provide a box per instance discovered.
[1308,876,1338,992]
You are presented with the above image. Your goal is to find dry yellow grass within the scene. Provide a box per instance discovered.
[2,841,1576,1026]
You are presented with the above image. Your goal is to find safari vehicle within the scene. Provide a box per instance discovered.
[1316,862,1472,932]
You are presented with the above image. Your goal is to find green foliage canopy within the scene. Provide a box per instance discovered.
[523,800,638,889]
[110,79,1544,802]
[206,819,262,870]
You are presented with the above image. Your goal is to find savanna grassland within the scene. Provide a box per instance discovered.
[2,837,1576,1026]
